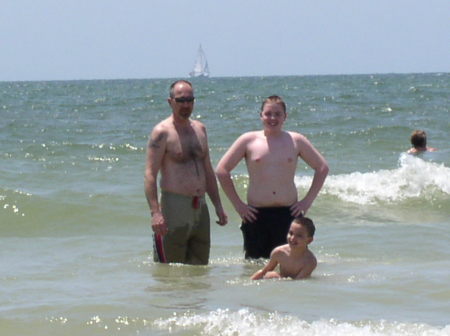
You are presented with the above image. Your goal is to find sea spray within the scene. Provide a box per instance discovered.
[154,308,450,336]
[296,154,450,205]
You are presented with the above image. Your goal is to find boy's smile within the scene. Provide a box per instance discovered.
[287,222,312,248]
[260,103,286,130]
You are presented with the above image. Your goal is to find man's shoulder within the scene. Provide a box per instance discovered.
[190,119,206,130]
[152,117,172,132]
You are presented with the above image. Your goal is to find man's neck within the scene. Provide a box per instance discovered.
[171,114,191,126]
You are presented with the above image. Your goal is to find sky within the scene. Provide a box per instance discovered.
[1,0,449,81]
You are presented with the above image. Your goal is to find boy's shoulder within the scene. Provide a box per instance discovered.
[271,244,290,257]
[304,249,317,266]
[232,131,262,146]
[241,130,264,139]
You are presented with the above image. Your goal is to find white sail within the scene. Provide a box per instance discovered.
[189,45,210,78]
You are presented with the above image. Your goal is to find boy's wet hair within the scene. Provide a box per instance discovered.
[260,95,286,114]
[292,216,315,237]
[410,130,427,148]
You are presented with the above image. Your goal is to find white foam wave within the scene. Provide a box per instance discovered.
[154,308,449,336]
[296,154,450,205]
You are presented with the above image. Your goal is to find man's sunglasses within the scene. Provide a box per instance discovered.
[174,96,195,103]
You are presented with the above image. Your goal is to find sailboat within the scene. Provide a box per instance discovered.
[189,44,210,78]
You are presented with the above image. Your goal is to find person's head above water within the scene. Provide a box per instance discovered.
[410,130,427,150]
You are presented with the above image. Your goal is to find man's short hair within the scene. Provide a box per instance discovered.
[293,216,315,237]
[169,80,193,98]
[411,130,427,148]
[260,95,286,114]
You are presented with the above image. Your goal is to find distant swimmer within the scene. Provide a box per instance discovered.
[407,130,437,154]
[251,216,317,280]
[144,80,227,265]
[216,95,328,260]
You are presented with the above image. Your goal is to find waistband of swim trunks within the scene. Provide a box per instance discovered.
[161,190,205,201]
[252,206,292,213]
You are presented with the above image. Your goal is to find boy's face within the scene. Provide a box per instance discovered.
[260,103,286,131]
[287,222,313,248]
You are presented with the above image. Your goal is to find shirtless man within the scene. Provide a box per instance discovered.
[216,95,328,259]
[145,80,227,265]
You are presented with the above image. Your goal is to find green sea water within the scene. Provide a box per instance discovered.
[1,73,449,335]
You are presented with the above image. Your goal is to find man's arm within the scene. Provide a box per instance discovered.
[144,126,168,235]
[291,134,329,216]
[202,126,227,226]
[216,134,258,222]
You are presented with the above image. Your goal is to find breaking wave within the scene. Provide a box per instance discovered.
[296,154,450,205]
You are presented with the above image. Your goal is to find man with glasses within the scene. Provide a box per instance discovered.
[145,80,227,265]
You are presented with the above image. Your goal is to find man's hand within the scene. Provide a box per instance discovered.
[215,206,228,226]
[151,211,168,236]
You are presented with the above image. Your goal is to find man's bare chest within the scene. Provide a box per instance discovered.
[166,130,206,163]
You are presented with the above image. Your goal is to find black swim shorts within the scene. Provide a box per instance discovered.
[240,206,293,259]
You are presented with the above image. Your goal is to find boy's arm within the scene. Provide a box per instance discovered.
[216,134,258,222]
[291,134,328,217]
[250,250,279,280]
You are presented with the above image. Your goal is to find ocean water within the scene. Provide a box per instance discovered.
[1,73,449,336]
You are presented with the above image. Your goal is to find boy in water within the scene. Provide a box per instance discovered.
[407,130,437,154]
[251,216,317,280]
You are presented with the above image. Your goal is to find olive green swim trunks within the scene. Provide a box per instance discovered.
[153,191,210,265]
